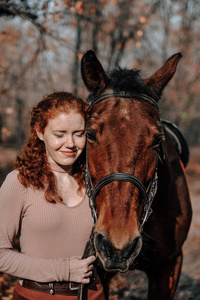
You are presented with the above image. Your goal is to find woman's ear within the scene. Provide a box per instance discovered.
[36,130,44,141]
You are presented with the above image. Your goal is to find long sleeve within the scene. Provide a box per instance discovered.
[0,171,70,282]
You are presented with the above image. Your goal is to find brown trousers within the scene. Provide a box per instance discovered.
[12,278,105,300]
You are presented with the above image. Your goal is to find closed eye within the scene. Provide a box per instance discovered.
[74,131,85,137]
[54,133,64,138]
[86,129,97,143]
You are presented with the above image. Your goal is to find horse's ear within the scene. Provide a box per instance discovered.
[81,50,110,95]
[144,53,182,100]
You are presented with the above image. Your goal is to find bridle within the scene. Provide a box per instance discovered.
[85,91,161,230]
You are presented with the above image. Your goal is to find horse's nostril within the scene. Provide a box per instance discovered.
[95,232,113,257]
[95,232,142,261]
[122,237,141,259]
[94,232,142,272]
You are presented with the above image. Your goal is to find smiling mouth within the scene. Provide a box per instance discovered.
[61,151,76,157]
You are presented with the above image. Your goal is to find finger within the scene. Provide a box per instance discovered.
[84,270,93,278]
[85,255,96,264]
[88,264,94,271]
[81,277,90,284]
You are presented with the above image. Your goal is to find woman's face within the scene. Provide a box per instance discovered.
[37,111,85,170]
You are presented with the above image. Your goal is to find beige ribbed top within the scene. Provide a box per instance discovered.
[0,170,93,282]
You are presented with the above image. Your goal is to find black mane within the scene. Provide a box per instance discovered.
[109,68,151,96]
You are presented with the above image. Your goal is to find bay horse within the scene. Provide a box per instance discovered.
[80,50,192,300]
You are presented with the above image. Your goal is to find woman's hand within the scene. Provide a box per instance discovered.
[69,255,96,283]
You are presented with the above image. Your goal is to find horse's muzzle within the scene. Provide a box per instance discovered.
[94,232,142,272]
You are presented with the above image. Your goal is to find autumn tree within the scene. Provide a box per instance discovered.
[0,0,200,147]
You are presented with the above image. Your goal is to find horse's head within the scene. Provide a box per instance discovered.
[81,50,182,272]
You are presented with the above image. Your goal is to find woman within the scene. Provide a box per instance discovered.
[0,92,105,299]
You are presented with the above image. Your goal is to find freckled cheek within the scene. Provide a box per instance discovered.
[76,138,86,150]
[47,139,64,151]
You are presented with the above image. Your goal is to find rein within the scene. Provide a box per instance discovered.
[85,92,160,230]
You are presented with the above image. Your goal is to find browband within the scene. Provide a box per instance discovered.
[89,91,160,113]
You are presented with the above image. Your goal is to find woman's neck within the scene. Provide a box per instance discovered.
[47,159,86,206]
[48,160,72,174]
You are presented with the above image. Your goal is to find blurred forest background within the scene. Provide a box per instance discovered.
[0,0,200,299]
[0,0,200,152]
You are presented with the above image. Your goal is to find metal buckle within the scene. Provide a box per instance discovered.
[69,282,79,291]
[49,283,55,295]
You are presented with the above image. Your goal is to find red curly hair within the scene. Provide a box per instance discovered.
[14,92,88,203]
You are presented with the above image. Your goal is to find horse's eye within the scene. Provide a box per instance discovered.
[152,133,165,149]
[86,129,97,143]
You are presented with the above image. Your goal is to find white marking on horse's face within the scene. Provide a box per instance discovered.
[120,107,130,120]
[122,108,128,115]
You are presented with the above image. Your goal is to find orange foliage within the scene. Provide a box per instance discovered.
[53,12,64,22]
[75,1,83,14]
[77,52,83,62]
[0,28,20,44]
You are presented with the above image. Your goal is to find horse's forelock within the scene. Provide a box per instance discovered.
[109,68,152,97]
